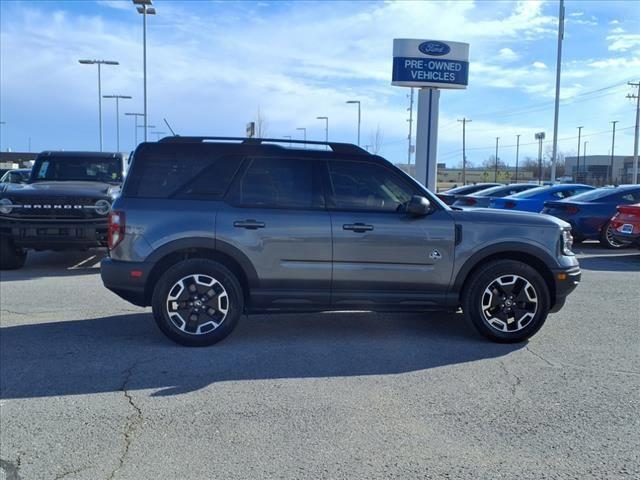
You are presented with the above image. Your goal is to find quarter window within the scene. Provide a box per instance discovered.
[327,161,414,211]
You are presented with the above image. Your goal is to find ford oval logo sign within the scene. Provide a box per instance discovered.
[418,41,450,56]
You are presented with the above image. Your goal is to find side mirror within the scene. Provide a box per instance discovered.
[406,195,431,217]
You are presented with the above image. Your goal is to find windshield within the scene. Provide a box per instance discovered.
[568,187,616,202]
[509,186,550,199]
[31,156,122,183]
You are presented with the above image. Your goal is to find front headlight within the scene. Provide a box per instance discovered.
[561,229,574,256]
[94,199,111,216]
[0,198,13,214]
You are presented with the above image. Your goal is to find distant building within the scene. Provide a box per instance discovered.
[0,151,37,169]
[565,155,635,185]
[395,163,535,186]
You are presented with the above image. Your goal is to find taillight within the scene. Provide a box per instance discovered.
[565,205,580,215]
[108,210,125,250]
[505,201,516,209]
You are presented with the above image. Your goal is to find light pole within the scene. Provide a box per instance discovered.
[317,116,328,149]
[576,126,583,182]
[609,121,619,184]
[535,132,545,185]
[125,112,144,147]
[494,137,500,182]
[458,118,471,184]
[296,127,307,148]
[0,121,5,152]
[78,59,119,151]
[515,134,520,183]
[346,100,361,146]
[583,141,588,181]
[103,95,132,152]
[550,0,565,183]
[150,131,166,141]
[133,0,156,142]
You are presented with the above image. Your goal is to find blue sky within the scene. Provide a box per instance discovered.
[1,0,639,167]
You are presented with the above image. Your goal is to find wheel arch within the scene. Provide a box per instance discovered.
[454,243,557,309]
[143,238,258,306]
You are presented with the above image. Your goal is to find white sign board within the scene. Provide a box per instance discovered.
[392,39,469,89]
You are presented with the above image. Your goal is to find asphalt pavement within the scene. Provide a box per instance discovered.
[1,245,639,479]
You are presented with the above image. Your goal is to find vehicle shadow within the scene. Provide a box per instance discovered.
[0,250,105,282]
[577,251,640,272]
[0,311,524,399]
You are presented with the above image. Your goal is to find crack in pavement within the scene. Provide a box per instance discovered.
[105,362,144,480]
[498,361,522,398]
[525,345,556,367]
[0,455,22,480]
[525,345,640,376]
[54,466,90,480]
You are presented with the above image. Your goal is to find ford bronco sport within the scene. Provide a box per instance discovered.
[101,137,580,346]
[0,151,124,269]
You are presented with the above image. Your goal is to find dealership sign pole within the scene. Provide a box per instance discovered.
[392,39,469,191]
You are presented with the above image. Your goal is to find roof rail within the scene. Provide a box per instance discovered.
[157,136,370,155]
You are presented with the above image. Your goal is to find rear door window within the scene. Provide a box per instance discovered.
[228,157,322,209]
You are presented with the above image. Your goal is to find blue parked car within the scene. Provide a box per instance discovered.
[490,184,594,213]
[541,185,640,248]
[452,183,538,208]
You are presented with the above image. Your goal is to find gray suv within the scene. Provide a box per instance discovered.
[101,137,580,346]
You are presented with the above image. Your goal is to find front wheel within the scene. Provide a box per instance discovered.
[151,259,244,346]
[600,221,626,249]
[462,260,550,343]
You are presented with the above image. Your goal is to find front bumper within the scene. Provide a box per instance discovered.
[549,265,581,313]
[0,217,108,249]
[101,257,152,307]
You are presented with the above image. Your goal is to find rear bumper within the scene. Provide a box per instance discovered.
[101,257,152,307]
[549,265,581,313]
[611,231,640,246]
[0,217,108,249]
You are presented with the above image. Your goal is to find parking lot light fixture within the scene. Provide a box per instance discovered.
[78,59,119,151]
[346,100,361,146]
[316,116,329,149]
[296,127,307,148]
[125,112,144,147]
[103,95,132,152]
[133,0,156,142]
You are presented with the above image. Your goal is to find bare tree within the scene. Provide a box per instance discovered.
[254,107,268,138]
[369,125,384,154]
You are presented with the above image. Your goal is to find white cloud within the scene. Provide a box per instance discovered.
[532,61,548,69]
[497,47,519,61]
[569,12,585,18]
[609,19,620,25]
[95,1,130,11]
[607,33,640,52]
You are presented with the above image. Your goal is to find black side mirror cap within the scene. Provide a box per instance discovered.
[407,195,431,216]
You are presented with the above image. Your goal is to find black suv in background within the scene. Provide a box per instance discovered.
[0,151,124,269]
[101,137,581,346]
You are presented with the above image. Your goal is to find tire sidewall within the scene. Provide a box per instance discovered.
[463,260,550,343]
[151,259,244,346]
[600,221,626,249]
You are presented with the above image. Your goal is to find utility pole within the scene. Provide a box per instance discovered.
[576,126,583,182]
[550,0,565,183]
[458,118,471,185]
[407,88,415,165]
[610,120,619,184]
[628,82,639,184]
[494,137,500,182]
[515,134,520,183]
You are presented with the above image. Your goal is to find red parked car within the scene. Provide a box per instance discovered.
[610,203,640,248]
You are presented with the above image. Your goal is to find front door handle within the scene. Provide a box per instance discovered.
[233,219,266,230]
[343,223,374,233]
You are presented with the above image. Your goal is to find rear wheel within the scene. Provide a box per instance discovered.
[151,259,244,346]
[600,221,626,249]
[0,238,27,270]
[462,260,550,343]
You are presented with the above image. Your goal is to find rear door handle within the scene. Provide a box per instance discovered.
[233,220,266,230]
[343,223,374,233]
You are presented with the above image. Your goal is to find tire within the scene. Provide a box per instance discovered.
[600,221,626,249]
[0,238,27,270]
[151,259,244,347]
[462,259,550,343]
